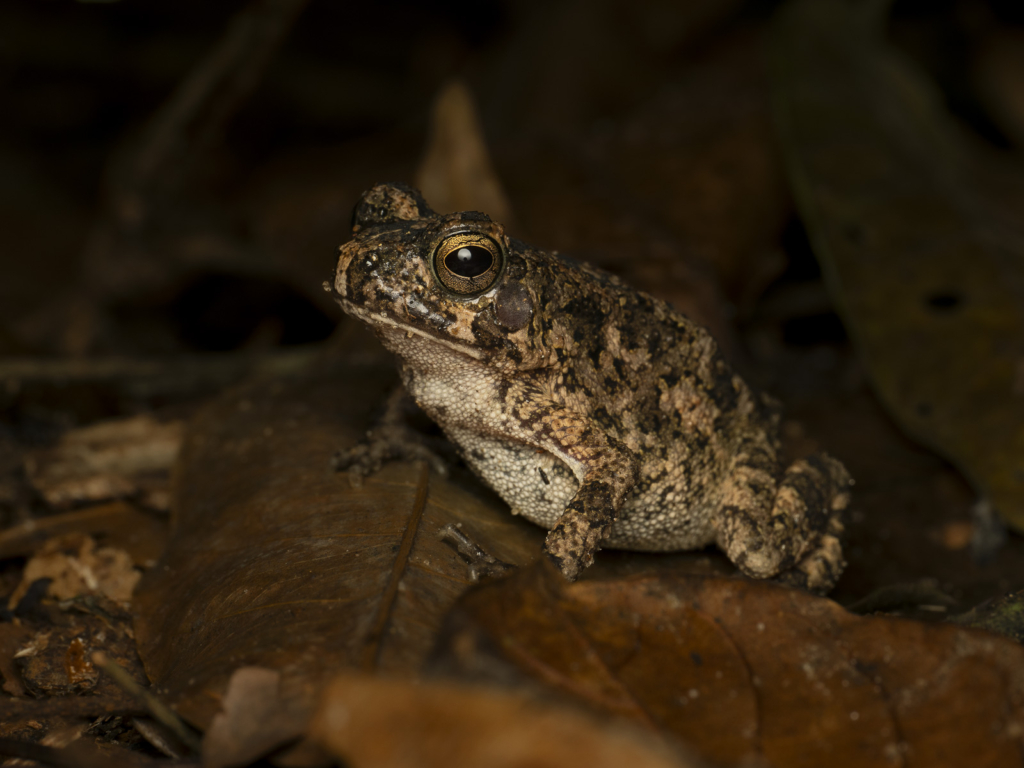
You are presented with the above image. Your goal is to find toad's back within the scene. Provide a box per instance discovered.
[457,252,783,551]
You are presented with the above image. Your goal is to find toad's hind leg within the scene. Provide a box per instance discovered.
[716,452,852,594]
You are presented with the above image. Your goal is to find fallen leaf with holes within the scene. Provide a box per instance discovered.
[132,357,545,732]
[770,0,1024,530]
[24,414,183,510]
[0,500,168,568]
[7,534,140,609]
[433,565,1024,768]
[308,674,707,768]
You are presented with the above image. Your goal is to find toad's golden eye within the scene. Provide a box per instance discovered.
[433,232,504,296]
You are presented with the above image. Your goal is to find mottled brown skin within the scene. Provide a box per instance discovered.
[333,183,852,591]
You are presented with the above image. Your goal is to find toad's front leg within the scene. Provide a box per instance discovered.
[332,386,448,486]
[503,386,640,582]
[544,456,637,581]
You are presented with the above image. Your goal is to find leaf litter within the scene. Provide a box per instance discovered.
[0,500,168,568]
[7,533,140,609]
[433,563,1024,768]
[3,2,1024,766]
[23,414,183,511]
[131,354,545,743]
[307,674,709,768]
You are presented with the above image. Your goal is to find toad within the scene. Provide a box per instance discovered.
[331,183,851,592]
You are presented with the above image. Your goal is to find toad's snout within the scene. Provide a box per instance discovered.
[332,241,364,302]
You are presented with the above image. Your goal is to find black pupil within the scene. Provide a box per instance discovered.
[445,246,492,278]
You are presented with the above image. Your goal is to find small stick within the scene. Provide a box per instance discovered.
[0,738,90,768]
[0,694,144,719]
[91,652,202,753]
[438,523,515,580]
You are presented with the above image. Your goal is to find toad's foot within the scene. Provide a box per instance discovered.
[543,513,607,583]
[775,530,845,595]
[718,452,852,594]
[332,427,448,487]
[332,387,447,486]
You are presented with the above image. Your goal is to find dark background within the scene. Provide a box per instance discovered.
[2,0,1024,607]
[2,0,1021,358]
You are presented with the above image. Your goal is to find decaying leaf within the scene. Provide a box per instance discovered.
[434,565,1024,768]
[132,359,544,731]
[7,534,140,609]
[202,667,307,768]
[416,80,514,223]
[0,500,168,568]
[24,414,183,510]
[769,0,1024,529]
[308,674,707,768]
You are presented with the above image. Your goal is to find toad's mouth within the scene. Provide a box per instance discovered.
[338,298,485,360]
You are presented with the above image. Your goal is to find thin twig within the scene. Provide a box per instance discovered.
[0,738,90,768]
[0,694,144,719]
[91,652,202,754]
[126,0,311,198]
[844,580,957,615]
[0,736,195,768]
[0,346,321,402]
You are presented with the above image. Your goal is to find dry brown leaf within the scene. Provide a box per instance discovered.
[416,80,514,223]
[434,564,1024,768]
[202,667,307,768]
[24,414,182,509]
[7,534,140,609]
[133,359,544,731]
[308,674,707,768]
[0,500,168,568]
